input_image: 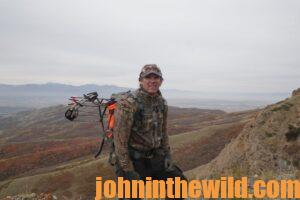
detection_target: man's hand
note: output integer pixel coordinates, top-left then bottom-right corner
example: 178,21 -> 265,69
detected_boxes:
123,170 -> 140,180
164,154 -> 174,172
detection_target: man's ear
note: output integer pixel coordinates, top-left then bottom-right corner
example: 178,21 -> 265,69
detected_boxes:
139,79 -> 143,88
159,78 -> 163,86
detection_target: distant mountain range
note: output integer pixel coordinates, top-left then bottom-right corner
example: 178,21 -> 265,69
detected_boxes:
0,83 -> 289,114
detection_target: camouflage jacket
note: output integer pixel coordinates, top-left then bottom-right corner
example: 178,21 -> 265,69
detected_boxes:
113,88 -> 170,171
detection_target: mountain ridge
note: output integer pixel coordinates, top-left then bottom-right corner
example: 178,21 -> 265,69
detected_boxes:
0,83 -> 286,113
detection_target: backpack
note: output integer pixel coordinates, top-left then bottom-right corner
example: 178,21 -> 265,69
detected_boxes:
107,90 -> 143,165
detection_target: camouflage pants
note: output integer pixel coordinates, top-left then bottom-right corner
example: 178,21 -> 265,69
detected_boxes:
115,150 -> 187,200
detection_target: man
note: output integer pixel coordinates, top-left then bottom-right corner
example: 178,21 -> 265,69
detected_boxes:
113,64 -> 186,199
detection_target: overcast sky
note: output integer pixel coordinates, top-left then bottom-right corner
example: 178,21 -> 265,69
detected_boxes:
0,0 -> 299,93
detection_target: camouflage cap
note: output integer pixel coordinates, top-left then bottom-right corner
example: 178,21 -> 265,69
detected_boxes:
139,64 -> 163,80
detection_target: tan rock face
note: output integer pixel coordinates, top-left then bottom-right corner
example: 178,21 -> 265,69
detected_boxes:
187,88 -> 300,180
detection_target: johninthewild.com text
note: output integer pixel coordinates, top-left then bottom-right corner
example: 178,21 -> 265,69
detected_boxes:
95,176 -> 300,199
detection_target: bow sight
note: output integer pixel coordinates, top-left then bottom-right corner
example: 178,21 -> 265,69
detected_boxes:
65,92 -> 117,158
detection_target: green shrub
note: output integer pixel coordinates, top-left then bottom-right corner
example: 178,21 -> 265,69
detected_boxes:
285,124 -> 300,141
271,103 -> 293,112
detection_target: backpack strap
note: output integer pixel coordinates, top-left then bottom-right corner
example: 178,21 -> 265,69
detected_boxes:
129,90 -> 144,121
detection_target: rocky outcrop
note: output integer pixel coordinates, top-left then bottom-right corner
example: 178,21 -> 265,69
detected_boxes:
292,88 -> 300,97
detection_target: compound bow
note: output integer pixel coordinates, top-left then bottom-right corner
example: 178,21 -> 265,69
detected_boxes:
65,92 -> 117,158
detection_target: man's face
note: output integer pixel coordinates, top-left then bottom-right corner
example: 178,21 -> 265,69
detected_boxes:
139,74 -> 163,95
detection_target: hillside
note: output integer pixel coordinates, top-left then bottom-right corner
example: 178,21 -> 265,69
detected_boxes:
0,105 -> 231,181
0,104 -> 257,199
187,88 -> 300,180
0,105 -> 225,144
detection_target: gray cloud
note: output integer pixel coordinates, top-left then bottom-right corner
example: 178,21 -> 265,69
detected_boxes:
0,0 -> 299,93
